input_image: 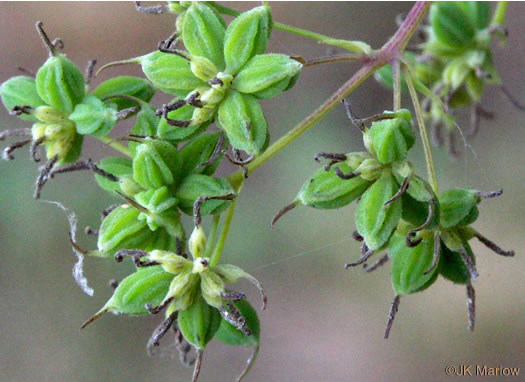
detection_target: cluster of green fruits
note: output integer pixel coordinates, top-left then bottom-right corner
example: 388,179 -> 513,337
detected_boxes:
274,100 -> 514,338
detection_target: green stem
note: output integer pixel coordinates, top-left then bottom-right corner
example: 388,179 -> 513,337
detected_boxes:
94,136 -> 131,157
392,59 -> 401,111
305,54 -> 366,68
211,2 -> 370,53
402,65 -> 438,194
491,1 -> 508,26
210,198 -> 238,267
204,214 -> 220,258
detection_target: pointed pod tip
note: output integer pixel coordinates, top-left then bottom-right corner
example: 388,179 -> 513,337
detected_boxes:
270,201 -> 297,229
80,308 -> 109,330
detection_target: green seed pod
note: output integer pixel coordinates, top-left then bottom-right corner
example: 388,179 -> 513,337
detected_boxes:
157,102 -> 211,142
139,51 -> 207,95
97,206 -> 154,257
223,6 -> 271,75
179,131 -> 226,178
231,54 -> 303,98
91,76 -> 155,110
36,55 -> 85,114
439,240 -> 475,284
429,2 -> 475,50
215,299 -> 260,346
183,2 -> 226,70
439,188 -> 479,228
32,105 -> 69,124
69,95 -> 118,136
132,139 -> 181,189
296,163 -> 372,209
175,174 -> 235,216
94,157 -> 133,194
0,76 -> 46,121
355,171 -> 402,250
364,110 -> 415,165
81,266 -> 175,328
178,295 -> 222,349
135,187 -> 186,240
217,90 -> 268,155
389,234 -> 439,296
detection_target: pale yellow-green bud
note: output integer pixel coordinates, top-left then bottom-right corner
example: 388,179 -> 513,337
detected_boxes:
190,56 -> 218,82
33,106 -> 69,124
189,225 -> 206,258
355,158 -> 382,181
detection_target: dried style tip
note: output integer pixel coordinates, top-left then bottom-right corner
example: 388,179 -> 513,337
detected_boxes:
9,105 -> 33,116
146,296 -> 174,315
220,291 -> 247,301
384,295 -> 401,339
501,86 -> 525,111
352,230 -> 364,242
193,193 -> 235,227
345,243 -> 374,268
115,107 -> 139,120
197,132 -> 224,169
114,249 -> 159,267
406,198 -> 436,242
476,189 -> 503,199
134,1 -> 167,15
423,233 -> 441,275
34,154 -> 58,199
102,204 -> 120,218
225,149 -> 254,179
35,21 -> 56,56
458,247 -> 478,282
186,92 -> 203,108
147,311 -> 178,356
29,136 -> 45,162
157,99 -> 192,127
219,304 -> 251,336
50,159 -> 118,182
405,232 -> 422,248
363,253 -> 389,273
384,177 -> 409,207
157,38 -> 189,60
174,328 -> 195,367
334,166 -> 360,180
85,59 -> 97,84
3,138 -> 31,161
466,282 -> 476,331
473,231 -> 515,257
192,350 -> 204,382
271,201 -> 298,229
313,152 -> 347,169
342,99 -> 365,131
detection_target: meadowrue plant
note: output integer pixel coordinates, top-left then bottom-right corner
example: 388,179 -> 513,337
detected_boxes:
0,1 -> 519,381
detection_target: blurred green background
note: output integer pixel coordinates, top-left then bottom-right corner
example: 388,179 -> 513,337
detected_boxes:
1,2 -> 524,381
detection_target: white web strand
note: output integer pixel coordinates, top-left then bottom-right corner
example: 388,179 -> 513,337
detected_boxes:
42,199 -> 94,296
250,237 -> 353,272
